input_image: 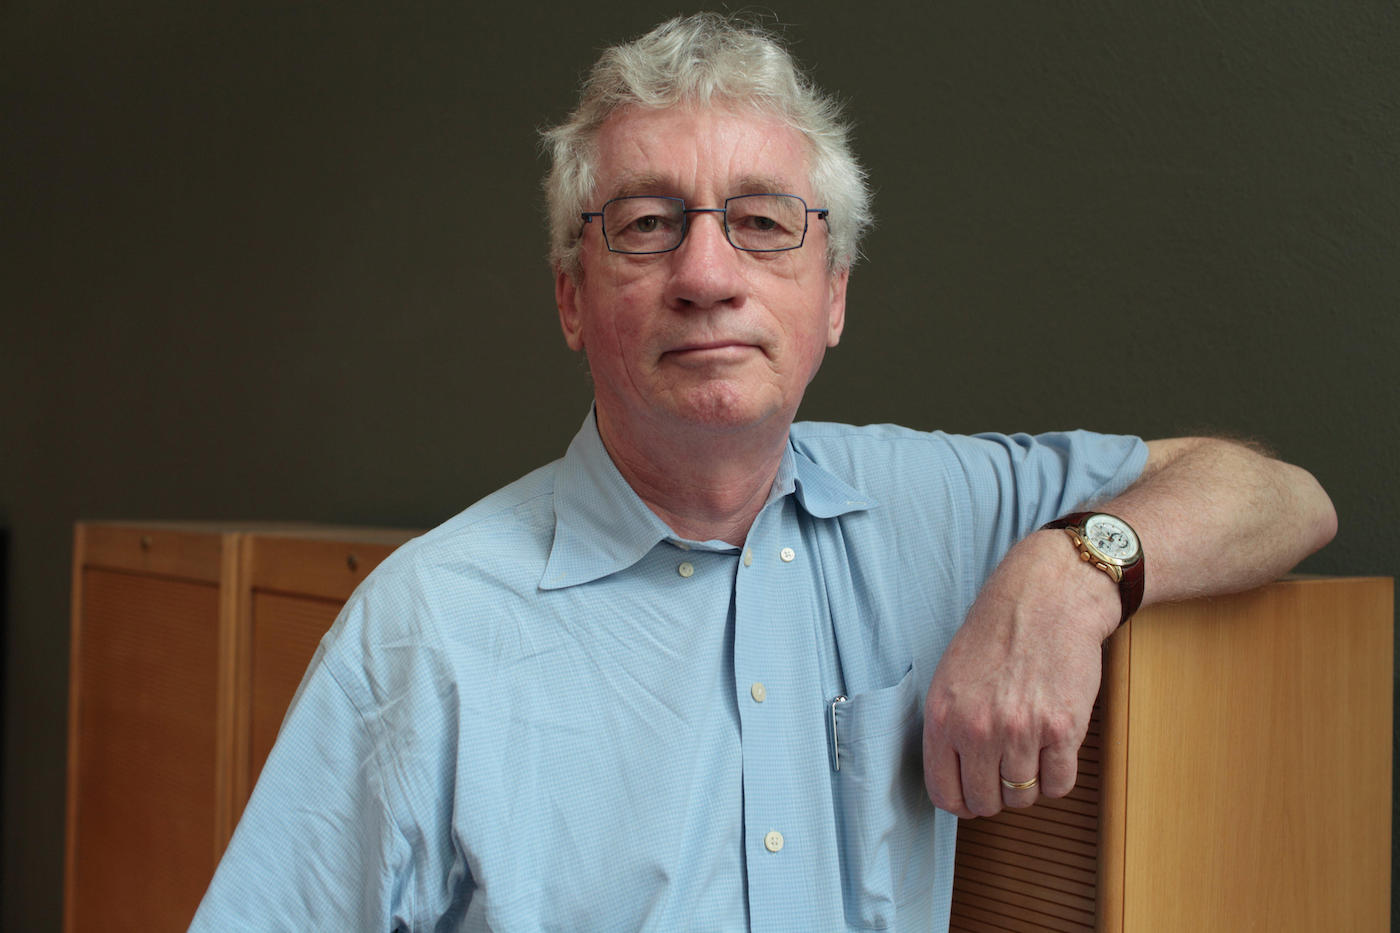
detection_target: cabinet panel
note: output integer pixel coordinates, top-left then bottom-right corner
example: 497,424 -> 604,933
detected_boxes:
80,524 -> 225,583
244,528 -> 409,601
247,590 -> 343,788
68,568 -> 221,933
1120,576 -> 1392,931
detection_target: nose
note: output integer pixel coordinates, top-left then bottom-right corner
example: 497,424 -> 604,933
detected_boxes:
662,209 -> 748,311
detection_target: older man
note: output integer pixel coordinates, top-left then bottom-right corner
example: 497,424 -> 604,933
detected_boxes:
191,13 -> 1334,932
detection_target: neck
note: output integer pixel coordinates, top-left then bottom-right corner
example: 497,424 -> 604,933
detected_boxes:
595,406 -> 791,546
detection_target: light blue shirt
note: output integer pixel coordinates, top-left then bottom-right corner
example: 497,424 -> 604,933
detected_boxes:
191,411 -> 1146,932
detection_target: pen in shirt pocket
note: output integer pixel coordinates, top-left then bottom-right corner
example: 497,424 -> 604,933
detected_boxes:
829,695 -> 847,771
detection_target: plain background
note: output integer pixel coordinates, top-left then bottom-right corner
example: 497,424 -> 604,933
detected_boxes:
3,1 -> 1396,927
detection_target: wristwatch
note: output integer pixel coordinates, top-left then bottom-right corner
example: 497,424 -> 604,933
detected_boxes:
1042,511 -> 1145,626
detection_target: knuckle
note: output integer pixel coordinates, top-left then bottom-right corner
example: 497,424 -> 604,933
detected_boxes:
959,714 -> 996,746
1001,708 -> 1034,739
929,704 -> 995,748
1040,710 -> 1080,747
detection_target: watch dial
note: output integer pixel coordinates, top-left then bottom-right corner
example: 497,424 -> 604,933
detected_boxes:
1084,514 -> 1140,562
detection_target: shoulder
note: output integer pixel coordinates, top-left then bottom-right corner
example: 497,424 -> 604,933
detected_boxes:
788,420 -> 1146,529
790,421 -> 1144,478
323,460 -> 563,655
786,420 -> 1013,490
385,459 -> 561,575
789,420 -> 959,469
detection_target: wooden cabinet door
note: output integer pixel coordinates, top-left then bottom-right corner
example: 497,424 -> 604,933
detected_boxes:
65,526 -> 232,933
245,589 -> 343,788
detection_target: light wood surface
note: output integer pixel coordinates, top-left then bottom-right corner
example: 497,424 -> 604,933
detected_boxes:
1117,577 -> 1392,931
79,522 -> 225,583
243,528 -> 407,601
65,567 -> 222,932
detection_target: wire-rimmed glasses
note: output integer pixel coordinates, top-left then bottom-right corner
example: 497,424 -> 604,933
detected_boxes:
580,193 -> 829,255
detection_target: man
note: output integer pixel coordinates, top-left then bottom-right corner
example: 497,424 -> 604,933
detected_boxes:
191,13 -> 1334,932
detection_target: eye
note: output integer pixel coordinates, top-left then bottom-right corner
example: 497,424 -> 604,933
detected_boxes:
631,214 -> 665,233
726,196 -> 804,242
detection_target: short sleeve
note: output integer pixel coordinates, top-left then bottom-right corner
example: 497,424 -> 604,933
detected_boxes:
953,429 -> 1147,571
188,628 -> 412,932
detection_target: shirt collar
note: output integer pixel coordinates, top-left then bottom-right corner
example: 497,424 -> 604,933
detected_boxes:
540,409 -> 876,590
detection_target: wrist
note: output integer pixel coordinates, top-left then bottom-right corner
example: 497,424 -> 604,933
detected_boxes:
1026,529 -> 1123,642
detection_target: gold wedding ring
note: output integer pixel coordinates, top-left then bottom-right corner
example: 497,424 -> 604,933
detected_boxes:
1000,774 -> 1040,791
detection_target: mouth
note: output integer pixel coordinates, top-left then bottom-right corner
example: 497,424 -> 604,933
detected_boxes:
662,341 -> 759,364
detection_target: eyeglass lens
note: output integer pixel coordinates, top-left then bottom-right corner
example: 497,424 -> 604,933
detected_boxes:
602,194 -> 809,254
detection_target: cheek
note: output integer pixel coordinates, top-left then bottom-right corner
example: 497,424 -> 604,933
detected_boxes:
581,289 -> 655,370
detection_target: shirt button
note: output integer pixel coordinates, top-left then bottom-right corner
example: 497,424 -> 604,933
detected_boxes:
764,830 -> 785,853
743,548 -> 753,567
750,682 -> 767,703
677,561 -> 694,578
779,547 -> 796,563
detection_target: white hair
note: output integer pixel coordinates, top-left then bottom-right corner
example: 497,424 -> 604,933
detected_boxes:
541,12 -> 872,275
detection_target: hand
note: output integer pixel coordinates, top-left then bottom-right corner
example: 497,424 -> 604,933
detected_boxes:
922,530 -> 1119,818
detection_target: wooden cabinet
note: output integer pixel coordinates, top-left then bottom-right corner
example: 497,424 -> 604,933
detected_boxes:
950,575 -> 1394,932
63,522 -> 417,933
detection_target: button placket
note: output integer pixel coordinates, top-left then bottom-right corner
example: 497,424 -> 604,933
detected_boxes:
732,503 -> 835,920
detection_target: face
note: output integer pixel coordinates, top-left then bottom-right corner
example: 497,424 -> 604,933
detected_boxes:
556,105 -> 848,449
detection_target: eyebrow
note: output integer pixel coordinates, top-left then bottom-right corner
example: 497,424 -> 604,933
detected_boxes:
609,173 -> 672,200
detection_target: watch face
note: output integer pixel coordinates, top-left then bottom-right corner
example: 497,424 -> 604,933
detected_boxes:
1083,514 -> 1141,565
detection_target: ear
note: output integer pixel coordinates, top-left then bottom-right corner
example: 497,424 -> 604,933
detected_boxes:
556,268 -> 586,352
825,267 -> 849,347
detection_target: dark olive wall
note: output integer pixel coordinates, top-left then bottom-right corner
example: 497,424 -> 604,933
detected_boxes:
4,2 -> 1397,927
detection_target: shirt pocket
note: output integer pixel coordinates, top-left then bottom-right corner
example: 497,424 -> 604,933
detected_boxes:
832,664 -> 937,930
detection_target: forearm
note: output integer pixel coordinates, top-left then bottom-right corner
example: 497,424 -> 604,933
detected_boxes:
923,436 -> 1336,818
1102,437 -> 1337,608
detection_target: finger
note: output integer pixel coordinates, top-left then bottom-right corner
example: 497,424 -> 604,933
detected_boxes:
1037,736 -> 1081,799
998,751 -> 1042,810
959,743 -> 1005,818
922,730 -> 973,818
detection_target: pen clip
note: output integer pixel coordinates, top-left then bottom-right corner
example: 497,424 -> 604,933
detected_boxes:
830,695 -> 848,771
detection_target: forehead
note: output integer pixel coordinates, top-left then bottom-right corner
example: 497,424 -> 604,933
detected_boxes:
591,104 -> 813,201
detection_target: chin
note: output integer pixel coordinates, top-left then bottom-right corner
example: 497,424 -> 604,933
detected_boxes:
667,383 -> 784,433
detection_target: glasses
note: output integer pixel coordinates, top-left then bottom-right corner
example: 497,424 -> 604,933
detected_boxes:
580,194 -> 829,255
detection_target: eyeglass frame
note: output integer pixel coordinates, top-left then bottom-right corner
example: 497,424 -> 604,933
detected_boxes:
579,193 -> 830,255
